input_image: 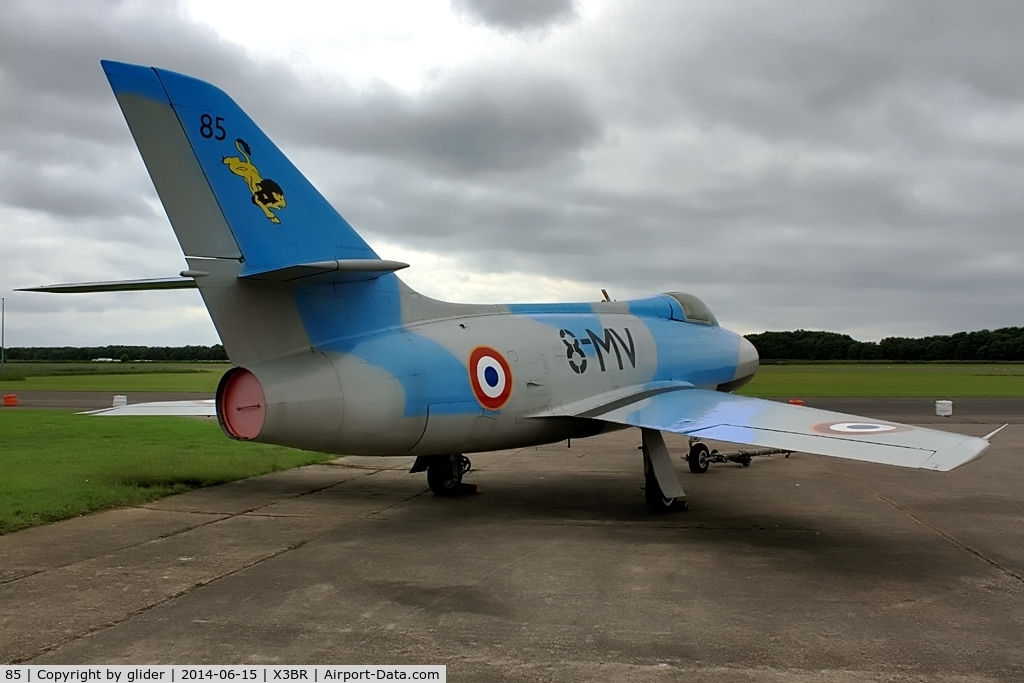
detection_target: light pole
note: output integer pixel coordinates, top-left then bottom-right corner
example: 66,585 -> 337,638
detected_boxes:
1,296 -> 5,381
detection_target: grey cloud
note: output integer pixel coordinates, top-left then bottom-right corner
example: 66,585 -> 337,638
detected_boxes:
303,106 -> 1024,337
0,142 -> 157,220
451,0 -> 577,31
1,0 -> 597,210
0,0 -> 288,221
1,293 -> 219,347
5,0 -> 1024,346
603,1 -> 1024,154
282,76 -> 600,176
0,2 -> 239,108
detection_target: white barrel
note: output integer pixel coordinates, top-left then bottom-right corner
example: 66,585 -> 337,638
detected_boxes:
935,400 -> 953,417
112,394 -> 128,407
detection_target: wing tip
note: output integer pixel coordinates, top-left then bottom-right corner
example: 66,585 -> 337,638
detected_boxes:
982,424 -> 1009,441
927,436 -> 991,472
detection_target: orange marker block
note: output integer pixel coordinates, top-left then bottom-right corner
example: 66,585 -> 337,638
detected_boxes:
2,394 -> 18,407
788,398 -> 804,406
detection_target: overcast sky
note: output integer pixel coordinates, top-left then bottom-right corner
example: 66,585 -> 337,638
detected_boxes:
2,0 -> 1023,346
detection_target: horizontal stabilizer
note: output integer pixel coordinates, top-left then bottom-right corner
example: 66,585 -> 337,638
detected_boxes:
554,387 -> 991,471
240,259 -> 409,283
18,277 -> 198,293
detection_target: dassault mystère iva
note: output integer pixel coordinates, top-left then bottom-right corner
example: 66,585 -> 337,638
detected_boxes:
23,61 -> 1000,512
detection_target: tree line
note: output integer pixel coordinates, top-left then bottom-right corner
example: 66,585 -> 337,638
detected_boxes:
746,329 -> 1024,362
6,330 -> 1024,363
3,345 -> 228,362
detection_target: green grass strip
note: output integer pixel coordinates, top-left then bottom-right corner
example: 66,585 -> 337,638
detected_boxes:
0,365 -> 230,392
7,361 -> 1024,397
738,363 -> 1024,397
0,410 -> 332,535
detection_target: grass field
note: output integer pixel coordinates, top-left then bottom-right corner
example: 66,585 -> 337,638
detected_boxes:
0,410 -> 331,535
3,361 -> 1024,396
0,362 -> 231,392
738,363 -> 1024,397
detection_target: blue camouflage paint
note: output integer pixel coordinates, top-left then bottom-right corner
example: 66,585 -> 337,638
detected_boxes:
101,62 -> 474,419
509,297 -> 741,389
645,317 -> 740,388
621,389 -> 764,440
103,62 -> 471,418
660,295 -> 686,321
626,296 -> 672,320
292,274 -> 474,417
159,66 -> 377,273
103,61 -> 378,273
102,61 -> 170,104
633,294 -> 742,386
507,302 -> 599,315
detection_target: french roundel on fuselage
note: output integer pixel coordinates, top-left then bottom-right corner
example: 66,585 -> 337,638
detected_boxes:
469,347 -> 513,410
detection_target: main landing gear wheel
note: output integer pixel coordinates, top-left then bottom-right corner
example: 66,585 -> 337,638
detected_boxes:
644,470 -> 685,513
641,440 -> 688,513
426,454 -> 474,497
688,442 -> 710,474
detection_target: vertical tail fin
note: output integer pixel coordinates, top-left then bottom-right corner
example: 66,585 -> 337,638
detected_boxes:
102,60 -> 405,366
101,60 -> 378,274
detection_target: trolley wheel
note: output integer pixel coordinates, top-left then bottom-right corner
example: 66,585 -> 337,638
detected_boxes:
688,443 -> 710,474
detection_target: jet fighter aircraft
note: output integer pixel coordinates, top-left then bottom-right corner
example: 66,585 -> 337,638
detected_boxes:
23,61 -> 997,512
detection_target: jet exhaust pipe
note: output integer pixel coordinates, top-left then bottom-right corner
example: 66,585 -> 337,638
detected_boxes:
217,367 -> 266,440
216,353 -> 345,451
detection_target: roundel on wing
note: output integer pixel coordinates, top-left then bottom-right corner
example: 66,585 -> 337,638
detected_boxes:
811,421 -> 913,436
469,346 -> 513,410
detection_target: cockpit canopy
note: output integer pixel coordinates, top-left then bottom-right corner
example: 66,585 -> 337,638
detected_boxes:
666,292 -> 719,326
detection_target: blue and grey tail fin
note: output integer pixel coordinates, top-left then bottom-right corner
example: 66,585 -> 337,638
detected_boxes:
22,61 -> 417,365
82,61 -> 410,363
100,60 -> 406,279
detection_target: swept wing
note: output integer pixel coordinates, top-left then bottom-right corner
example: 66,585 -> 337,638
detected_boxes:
542,387 -> 992,471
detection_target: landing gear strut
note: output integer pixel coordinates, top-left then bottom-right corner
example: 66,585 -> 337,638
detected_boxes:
410,454 -> 479,496
644,459 -> 685,513
640,428 -> 688,513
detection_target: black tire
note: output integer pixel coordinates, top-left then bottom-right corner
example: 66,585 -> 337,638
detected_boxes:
688,443 -> 710,474
739,455 -> 752,467
644,471 -> 678,513
426,455 -> 463,496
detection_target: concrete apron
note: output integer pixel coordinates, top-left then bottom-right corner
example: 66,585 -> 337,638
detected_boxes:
1,418 -> 1023,682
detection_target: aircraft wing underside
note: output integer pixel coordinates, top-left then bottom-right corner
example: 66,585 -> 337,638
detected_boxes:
547,387 -> 993,471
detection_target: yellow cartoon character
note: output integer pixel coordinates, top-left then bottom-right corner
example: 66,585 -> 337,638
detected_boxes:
222,138 -> 286,224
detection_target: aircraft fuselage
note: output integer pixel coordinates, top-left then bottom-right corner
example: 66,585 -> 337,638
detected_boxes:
217,287 -> 757,457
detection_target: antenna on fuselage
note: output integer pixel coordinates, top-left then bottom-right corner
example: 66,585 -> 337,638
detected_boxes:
601,289 -> 611,302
